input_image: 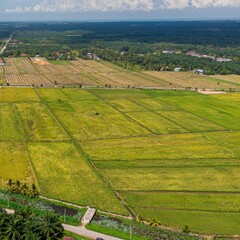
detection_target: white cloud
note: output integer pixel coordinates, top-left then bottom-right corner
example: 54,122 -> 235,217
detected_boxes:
5,0 -> 240,13
6,0 -> 154,13
191,0 -> 240,8
161,0 -> 189,9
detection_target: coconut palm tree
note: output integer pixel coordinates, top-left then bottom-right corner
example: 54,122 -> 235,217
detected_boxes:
37,214 -> 64,239
135,215 -> 144,224
31,184 -> 39,197
4,215 -> 23,240
147,218 -> 161,228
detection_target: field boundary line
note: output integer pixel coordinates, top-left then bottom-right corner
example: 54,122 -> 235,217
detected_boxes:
118,190 -> 240,194
130,98 -> 190,132
155,97 -> 227,129
12,103 -> 40,188
133,207 -> 240,214
87,89 -> 156,135
92,157 -> 240,162
80,129 -> 240,142
94,164 -> 240,169
131,97 -> 225,132
203,134 -> 237,158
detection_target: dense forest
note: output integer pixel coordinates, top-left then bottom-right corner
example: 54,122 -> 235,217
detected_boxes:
1,21 -> 240,74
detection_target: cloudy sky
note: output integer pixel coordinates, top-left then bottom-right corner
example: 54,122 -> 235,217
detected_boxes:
1,0 -> 240,21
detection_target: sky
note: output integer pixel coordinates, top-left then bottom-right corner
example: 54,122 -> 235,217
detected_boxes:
0,0 -> 240,21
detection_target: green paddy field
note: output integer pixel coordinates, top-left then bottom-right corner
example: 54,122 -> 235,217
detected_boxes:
1,87 -> 240,235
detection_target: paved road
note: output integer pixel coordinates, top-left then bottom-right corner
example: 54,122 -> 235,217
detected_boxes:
63,224 -> 123,240
0,34 -> 13,55
6,209 -> 122,240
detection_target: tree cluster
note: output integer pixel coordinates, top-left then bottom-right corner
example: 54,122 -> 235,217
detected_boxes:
0,208 -> 64,240
6,179 -> 39,198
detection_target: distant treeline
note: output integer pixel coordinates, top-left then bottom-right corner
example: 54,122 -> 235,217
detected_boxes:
1,21 -> 240,74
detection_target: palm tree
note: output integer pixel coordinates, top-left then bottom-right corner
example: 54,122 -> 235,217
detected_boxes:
135,215 -> 144,224
31,184 -> 39,197
20,183 -> 29,195
147,218 -> 161,228
24,231 -> 41,240
0,208 -> 8,236
7,179 -> 13,191
4,215 -> 23,240
37,214 -> 64,239
15,180 -> 21,193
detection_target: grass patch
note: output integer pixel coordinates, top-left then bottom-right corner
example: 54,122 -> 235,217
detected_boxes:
86,223 -> 147,240
64,231 -> 91,240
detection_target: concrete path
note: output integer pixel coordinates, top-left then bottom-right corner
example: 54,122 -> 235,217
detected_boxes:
63,224 -> 123,240
82,208 -> 96,226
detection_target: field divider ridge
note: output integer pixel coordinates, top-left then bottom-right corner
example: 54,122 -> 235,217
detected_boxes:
86,90 -> 156,135
155,96 -> 227,129
130,97 -> 190,132
11,102 -> 40,188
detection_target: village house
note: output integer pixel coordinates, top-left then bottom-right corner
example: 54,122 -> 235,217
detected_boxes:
0,59 -> 5,66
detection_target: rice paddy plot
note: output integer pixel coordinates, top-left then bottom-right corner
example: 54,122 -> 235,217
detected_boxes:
125,111 -> 187,134
205,131 -> 240,157
48,100 -> 150,141
15,102 -> 69,141
0,142 -> 32,185
0,103 -> 23,141
98,165 -> 240,191
136,209 -> 240,235
158,110 -> 225,132
93,158 -> 240,169
120,191 -> 240,212
151,91 -> 240,130
133,97 -> 179,111
0,74 -> 5,83
81,133 -> 234,161
212,75 -> 240,85
106,98 -> 147,112
28,142 -> 128,215
36,88 -> 70,102
88,89 -> 149,99
61,89 -> 98,101
0,88 -> 40,102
